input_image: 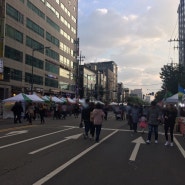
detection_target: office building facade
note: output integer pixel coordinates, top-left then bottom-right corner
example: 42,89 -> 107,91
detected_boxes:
85,61 -> 118,102
0,0 -> 78,99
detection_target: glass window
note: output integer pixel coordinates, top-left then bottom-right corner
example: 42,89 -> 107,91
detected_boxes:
26,18 -> 44,38
26,36 -> 44,52
25,54 -> 44,69
6,4 -> 24,24
5,24 -> 23,43
5,45 -> 23,62
27,0 -> 45,19
25,72 -> 43,85
45,61 -> 59,74
45,78 -> 58,88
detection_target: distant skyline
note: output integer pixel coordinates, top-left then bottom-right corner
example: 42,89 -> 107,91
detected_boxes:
78,0 -> 179,95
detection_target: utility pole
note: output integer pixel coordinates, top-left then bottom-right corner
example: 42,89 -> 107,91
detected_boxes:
76,51 -> 85,98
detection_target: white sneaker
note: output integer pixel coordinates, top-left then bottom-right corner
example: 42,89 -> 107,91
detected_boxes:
146,140 -> 151,144
155,140 -> 158,144
164,141 -> 169,146
170,142 -> 174,147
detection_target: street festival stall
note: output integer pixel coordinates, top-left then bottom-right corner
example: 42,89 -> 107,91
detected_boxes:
2,93 -> 55,119
2,93 -> 32,119
165,92 -> 185,136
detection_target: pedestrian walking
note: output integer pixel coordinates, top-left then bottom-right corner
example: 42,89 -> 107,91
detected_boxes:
81,99 -> 91,139
139,114 -> 147,134
91,103 -> 105,142
146,101 -> 161,144
163,104 -> 177,146
130,104 -> 140,132
126,103 -> 133,130
11,101 -> 23,123
73,103 -> 80,118
38,103 -> 45,124
26,102 -> 34,124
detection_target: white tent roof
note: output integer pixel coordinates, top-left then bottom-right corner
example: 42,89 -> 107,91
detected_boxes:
27,94 -> 44,102
2,93 -> 31,102
51,96 -> 62,103
165,93 -> 178,103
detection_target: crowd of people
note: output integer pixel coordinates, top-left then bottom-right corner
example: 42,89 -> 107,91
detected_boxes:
10,99 -> 181,145
123,101 -> 178,146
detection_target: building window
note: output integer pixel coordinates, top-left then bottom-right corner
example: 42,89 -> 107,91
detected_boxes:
6,4 -> 24,24
26,18 -> 44,38
5,46 -> 23,62
25,54 -> 44,69
46,17 -> 60,32
26,36 -> 44,52
45,62 -> 59,74
10,69 -> 22,81
5,24 -> 23,43
46,32 -> 59,47
45,78 -> 58,88
27,0 -> 45,19
25,72 -> 43,85
46,48 -> 59,61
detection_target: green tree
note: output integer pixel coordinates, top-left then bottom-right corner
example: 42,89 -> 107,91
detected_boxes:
154,63 -> 185,102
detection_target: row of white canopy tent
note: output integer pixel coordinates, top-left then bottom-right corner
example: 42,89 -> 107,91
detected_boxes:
2,93 -> 67,103
2,93 -> 105,106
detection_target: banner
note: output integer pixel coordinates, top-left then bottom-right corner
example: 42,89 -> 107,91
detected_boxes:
178,85 -> 185,101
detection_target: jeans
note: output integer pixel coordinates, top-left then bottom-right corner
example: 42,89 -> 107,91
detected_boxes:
147,125 -> 158,141
84,121 -> 90,136
94,125 -> 102,142
164,123 -> 175,142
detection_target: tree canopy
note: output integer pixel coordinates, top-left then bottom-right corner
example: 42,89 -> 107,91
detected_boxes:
154,63 -> 185,102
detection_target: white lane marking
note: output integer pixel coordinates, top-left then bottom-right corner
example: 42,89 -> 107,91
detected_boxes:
29,134 -> 82,154
32,130 -> 118,185
129,136 -> 146,161
0,130 -> 28,138
174,137 -> 185,158
0,127 -> 74,150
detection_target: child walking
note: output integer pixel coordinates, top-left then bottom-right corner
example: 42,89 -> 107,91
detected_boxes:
139,114 -> 147,134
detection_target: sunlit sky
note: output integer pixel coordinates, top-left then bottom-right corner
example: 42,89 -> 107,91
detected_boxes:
78,0 -> 179,95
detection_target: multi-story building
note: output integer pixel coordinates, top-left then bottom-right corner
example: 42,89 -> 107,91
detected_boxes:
130,89 -> 143,100
0,0 -> 78,99
85,61 -> 118,102
78,65 -> 96,100
178,0 -> 185,65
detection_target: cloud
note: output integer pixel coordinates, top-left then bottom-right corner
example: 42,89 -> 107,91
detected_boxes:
78,0 -> 179,94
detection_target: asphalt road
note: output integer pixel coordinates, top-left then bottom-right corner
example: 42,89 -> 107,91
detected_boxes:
0,113 -> 185,185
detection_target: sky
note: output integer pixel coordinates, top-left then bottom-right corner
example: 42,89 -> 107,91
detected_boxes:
78,0 -> 179,95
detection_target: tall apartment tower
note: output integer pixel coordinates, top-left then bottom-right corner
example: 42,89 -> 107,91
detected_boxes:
178,0 -> 185,65
0,0 -> 78,99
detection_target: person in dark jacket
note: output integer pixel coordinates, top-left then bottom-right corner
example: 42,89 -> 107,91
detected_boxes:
81,99 -> 91,139
38,103 -> 45,124
130,104 -> 140,132
163,104 -> 177,146
11,101 -> 23,123
146,101 -> 161,144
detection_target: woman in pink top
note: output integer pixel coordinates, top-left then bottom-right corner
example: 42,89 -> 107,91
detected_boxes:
92,103 -> 105,142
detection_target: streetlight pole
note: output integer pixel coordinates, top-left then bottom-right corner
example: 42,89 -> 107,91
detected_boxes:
31,46 -> 50,94
76,51 -> 85,98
